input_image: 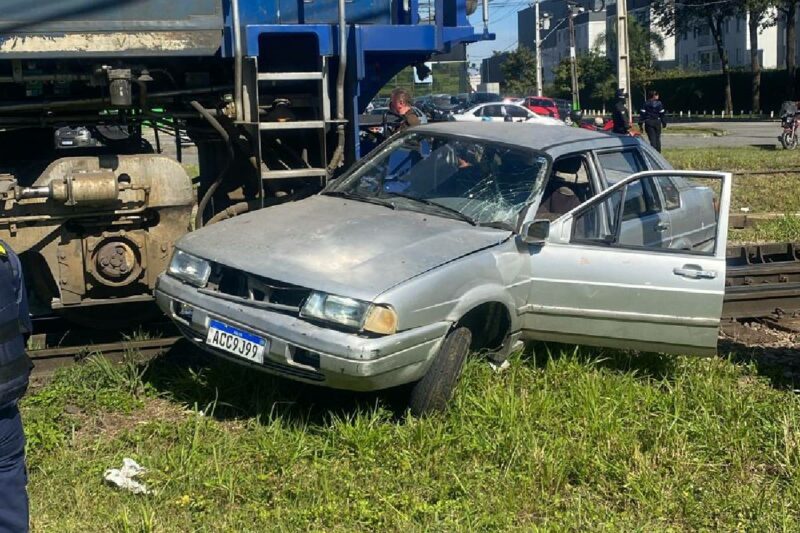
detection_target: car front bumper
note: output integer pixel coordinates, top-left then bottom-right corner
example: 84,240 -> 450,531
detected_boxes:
155,274 -> 450,391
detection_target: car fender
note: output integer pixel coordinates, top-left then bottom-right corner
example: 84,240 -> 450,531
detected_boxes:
444,283 -> 520,333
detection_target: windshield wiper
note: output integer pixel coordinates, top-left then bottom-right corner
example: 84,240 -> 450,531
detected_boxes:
322,190 -> 396,210
478,220 -> 514,231
383,192 -> 477,225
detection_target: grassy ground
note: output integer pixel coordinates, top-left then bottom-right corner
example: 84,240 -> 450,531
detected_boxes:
23,344 -> 800,531
23,145 -> 800,530
664,146 -> 800,214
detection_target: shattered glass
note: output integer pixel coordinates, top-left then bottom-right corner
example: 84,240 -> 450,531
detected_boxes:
329,132 -> 549,226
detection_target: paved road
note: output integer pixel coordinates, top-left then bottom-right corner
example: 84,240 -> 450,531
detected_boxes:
661,121 -> 781,149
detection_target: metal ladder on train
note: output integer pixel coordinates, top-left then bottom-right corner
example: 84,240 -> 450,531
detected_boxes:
240,55 -> 334,186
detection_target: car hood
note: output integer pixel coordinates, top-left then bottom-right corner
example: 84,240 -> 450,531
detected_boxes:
178,195 -> 512,301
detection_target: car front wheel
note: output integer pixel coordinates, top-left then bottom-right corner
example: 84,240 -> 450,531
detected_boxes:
408,326 -> 472,416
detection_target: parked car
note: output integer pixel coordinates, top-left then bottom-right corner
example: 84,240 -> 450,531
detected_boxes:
451,102 -> 564,125
523,96 -> 560,118
466,91 -> 502,106
156,123 -> 731,415
418,94 -> 462,121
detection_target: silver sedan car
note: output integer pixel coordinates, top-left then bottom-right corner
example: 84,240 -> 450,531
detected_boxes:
155,124 -> 731,415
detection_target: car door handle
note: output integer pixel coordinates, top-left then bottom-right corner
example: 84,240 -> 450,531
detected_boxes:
673,265 -> 717,279
655,222 -> 670,232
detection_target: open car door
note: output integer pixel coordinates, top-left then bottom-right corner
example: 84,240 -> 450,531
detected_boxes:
524,170 -> 731,355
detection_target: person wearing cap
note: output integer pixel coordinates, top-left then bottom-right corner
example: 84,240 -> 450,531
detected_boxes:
611,88 -> 631,135
638,90 -> 667,152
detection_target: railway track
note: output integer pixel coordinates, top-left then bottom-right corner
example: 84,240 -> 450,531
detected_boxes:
25,242 -> 800,377
28,316 -> 182,378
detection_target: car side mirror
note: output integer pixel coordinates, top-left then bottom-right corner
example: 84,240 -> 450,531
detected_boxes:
520,219 -> 550,245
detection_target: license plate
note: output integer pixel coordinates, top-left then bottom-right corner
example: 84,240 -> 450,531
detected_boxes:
205,319 -> 267,364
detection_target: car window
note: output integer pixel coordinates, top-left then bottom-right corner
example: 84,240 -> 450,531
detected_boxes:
571,174 -> 722,255
328,132 -> 549,226
472,106 -> 483,117
596,150 -> 646,183
505,105 -> 529,118
483,105 -> 504,118
657,176 -> 681,210
621,177 -> 661,221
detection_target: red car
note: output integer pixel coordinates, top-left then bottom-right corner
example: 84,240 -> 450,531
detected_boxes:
523,96 -> 560,119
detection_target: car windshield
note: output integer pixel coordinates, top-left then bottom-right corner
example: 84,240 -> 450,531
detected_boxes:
326,132 -> 548,226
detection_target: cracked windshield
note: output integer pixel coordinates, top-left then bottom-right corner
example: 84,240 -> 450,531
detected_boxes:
327,133 -> 549,226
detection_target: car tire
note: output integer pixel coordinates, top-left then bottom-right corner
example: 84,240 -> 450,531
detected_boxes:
408,326 -> 472,416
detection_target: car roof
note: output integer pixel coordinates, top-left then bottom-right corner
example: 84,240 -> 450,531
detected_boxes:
416,122 -> 643,159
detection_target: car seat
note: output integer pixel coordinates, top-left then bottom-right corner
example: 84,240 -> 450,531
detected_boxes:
536,157 -> 586,220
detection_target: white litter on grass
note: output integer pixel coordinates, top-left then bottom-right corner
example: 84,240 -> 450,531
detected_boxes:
488,359 -> 511,373
740,207 -> 751,213
103,458 -> 150,495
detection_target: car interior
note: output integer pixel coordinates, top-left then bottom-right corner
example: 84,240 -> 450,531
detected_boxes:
535,155 -> 594,221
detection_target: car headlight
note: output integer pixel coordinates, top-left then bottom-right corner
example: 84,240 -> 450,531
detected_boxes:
301,291 -> 398,335
168,249 -> 211,287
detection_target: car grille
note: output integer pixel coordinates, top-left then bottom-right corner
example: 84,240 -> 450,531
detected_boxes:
209,265 -> 311,316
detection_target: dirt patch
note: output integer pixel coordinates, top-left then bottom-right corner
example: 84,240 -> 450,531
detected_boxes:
719,320 -> 800,380
70,397 -> 188,447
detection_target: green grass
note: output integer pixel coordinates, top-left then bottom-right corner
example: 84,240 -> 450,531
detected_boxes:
664,146 -> 800,214
23,345 -> 800,531
729,215 -> 800,244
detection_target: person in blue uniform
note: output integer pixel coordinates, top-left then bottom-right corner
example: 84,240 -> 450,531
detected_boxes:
638,90 -> 668,152
0,240 -> 32,533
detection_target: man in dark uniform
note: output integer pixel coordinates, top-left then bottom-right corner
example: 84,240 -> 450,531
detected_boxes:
611,88 -> 630,135
0,240 -> 32,533
389,88 -> 421,132
638,90 -> 667,152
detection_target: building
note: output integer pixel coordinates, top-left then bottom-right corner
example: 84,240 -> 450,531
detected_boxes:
480,52 -> 510,84
515,0 -> 798,85
675,9 -> 781,71
517,1 -> 607,85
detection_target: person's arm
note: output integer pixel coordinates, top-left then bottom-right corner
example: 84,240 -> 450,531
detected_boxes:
659,101 -> 667,127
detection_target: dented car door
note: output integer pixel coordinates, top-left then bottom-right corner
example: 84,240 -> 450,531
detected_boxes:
522,170 -> 731,355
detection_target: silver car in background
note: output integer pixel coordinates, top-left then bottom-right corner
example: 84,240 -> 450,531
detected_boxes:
156,124 -> 731,415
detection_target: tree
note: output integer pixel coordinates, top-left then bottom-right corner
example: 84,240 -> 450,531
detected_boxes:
653,0 -> 737,113
596,19 -> 666,100
499,47 -> 538,96
777,0 -> 797,98
553,51 -> 616,107
737,0 -> 775,112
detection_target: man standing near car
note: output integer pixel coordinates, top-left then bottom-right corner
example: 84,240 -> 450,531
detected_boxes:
611,88 -> 631,135
389,88 -> 421,132
0,240 -> 32,533
639,90 -> 667,152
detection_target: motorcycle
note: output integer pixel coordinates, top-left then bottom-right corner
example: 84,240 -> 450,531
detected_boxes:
780,111 -> 800,150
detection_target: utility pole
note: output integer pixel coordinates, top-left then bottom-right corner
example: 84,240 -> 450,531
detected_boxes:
567,1 -> 582,112
535,1 -> 543,96
534,3 -> 551,97
616,0 -> 632,124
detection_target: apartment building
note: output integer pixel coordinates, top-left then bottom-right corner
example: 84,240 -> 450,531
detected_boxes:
512,0 -> 796,85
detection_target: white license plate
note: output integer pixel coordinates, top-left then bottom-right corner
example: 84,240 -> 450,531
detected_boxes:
205,319 -> 267,363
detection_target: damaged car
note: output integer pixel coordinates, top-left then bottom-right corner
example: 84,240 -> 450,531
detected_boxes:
155,123 -> 731,415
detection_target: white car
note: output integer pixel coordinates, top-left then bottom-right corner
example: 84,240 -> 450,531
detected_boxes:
451,102 -> 564,126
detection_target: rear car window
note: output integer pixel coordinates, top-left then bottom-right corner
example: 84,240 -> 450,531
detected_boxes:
597,150 -> 646,184
622,177 -> 661,221
657,176 -> 681,210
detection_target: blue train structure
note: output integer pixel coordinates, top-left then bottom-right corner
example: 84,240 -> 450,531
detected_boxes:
0,0 -> 488,322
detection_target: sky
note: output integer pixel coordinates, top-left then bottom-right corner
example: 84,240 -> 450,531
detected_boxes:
466,3 -> 523,66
